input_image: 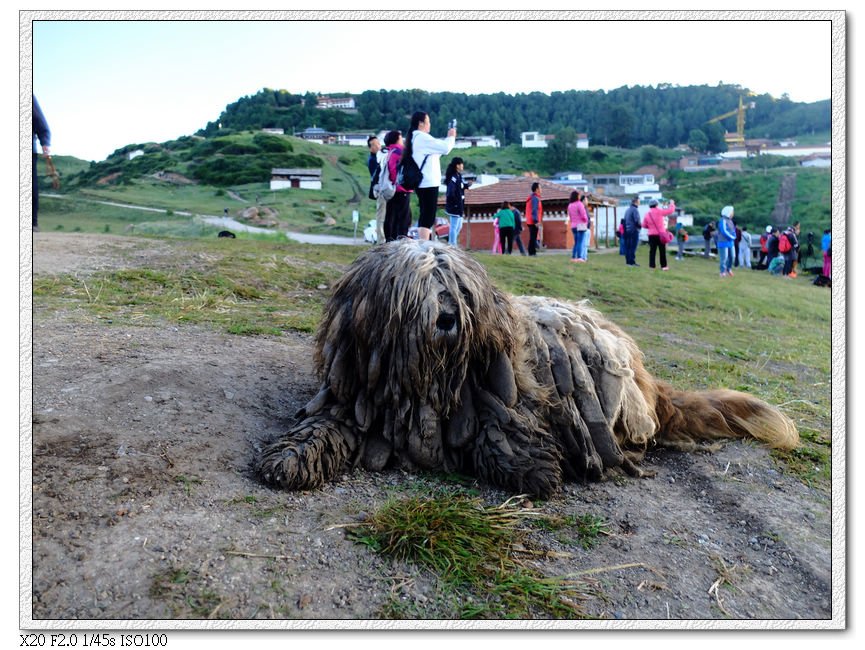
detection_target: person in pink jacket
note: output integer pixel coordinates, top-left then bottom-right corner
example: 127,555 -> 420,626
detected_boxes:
642,198 -> 676,270
567,190 -> 590,262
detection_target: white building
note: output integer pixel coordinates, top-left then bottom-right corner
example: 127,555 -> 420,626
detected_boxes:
261,128 -> 285,135
588,173 -> 659,196
270,168 -> 322,191
521,131 -> 550,148
454,135 -> 501,149
127,149 -> 144,160
317,96 -> 356,110
576,133 -> 589,149
335,133 -> 371,147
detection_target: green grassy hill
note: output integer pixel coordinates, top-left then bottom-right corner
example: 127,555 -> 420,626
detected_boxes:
36,131 -> 832,239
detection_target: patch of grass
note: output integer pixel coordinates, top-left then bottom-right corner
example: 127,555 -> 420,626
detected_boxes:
173,474 -> 202,496
350,492 -> 596,619
533,513 -> 612,550
150,566 -> 224,618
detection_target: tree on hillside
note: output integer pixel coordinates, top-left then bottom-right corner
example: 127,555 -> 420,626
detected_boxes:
604,104 -> 635,148
687,128 -> 709,153
545,127 -> 577,170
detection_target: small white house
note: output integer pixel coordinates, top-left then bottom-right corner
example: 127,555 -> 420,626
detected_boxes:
521,131 -> 549,148
270,168 -> 322,191
576,133 -> 589,149
335,133 -> 372,147
261,128 -> 285,135
454,135 -> 501,149
127,149 -> 144,160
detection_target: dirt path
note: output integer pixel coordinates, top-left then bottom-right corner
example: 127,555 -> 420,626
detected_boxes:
27,232 -> 834,625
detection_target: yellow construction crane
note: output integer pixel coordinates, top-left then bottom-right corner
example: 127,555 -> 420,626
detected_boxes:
707,94 -> 756,147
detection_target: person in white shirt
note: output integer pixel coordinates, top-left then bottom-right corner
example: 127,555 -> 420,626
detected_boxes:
403,111 -> 455,241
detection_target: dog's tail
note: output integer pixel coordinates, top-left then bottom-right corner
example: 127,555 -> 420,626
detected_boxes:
650,380 -> 799,452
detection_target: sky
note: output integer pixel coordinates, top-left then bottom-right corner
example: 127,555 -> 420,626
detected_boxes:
27,11 -> 836,162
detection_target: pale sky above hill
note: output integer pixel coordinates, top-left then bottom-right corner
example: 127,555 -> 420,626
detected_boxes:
27,11 -> 837,162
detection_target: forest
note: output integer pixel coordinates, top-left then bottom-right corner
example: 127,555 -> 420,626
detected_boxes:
197,84 -> 830,151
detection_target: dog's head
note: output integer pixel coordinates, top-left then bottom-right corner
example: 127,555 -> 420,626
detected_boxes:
314,240 -> 519,413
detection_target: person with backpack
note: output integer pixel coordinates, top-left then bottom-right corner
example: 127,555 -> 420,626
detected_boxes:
623,196 -> 642,266
702,221 -> 716,258
525,182 -> 543,256
766,227 -> 780,268
367,135 -> 387,244
444,157 -> 470,247
781,222 -> 800,278
716,206 -> 737,277
382,130 -> 412,242
402,111 -> 455,241
641,198 -> 676,270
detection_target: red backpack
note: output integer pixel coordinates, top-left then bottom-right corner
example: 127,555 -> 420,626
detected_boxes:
779,232 -> 792,253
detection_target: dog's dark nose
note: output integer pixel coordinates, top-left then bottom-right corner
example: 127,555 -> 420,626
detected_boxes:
436,313 -> 457,331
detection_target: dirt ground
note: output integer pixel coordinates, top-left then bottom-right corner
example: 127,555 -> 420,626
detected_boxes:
27,233 -> 834,626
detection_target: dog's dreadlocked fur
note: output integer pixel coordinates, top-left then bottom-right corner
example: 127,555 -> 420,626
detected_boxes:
256,240 -> 798,498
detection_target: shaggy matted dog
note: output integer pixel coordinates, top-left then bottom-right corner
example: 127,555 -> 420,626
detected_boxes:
256,240 -> 798,498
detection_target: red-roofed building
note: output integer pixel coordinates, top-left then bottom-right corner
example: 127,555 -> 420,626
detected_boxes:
438,177 -> 619,251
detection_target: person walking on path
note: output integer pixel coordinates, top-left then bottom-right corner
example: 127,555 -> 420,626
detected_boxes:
32,95 -> 51,231
642,198 -> 676,270
512,206 -> 527,255
568,190 -> 590,262
405,111 -> 455,241
716,206 -> 737,277
623,196 -> 642,266
739,225 -> 753,269
525,182 -> 543,256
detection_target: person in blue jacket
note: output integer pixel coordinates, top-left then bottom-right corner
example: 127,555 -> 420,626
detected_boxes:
717,205 -> 737,277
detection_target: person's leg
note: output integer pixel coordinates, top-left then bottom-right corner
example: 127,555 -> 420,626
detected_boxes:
375,195 -> 387,244
33,152 -> 39,229
659,241 -> 668,268
648,236 -> 657,268
571,229 -> 580,259
515,231 -> 526,255
528,225 -> 537,255
416,187 -> 438,240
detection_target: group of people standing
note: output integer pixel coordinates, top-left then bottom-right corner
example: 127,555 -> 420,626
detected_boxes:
620,196 -> 677,269
367,111 -> 457,244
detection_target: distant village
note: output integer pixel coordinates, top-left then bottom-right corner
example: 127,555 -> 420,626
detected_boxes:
252,95 -> 831,251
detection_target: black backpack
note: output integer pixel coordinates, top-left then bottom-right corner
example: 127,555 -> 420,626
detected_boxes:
396,153 -> 428,191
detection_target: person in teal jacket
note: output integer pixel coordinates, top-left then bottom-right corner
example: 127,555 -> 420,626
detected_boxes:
717,205 -> 737,277
494,201 -> 516,254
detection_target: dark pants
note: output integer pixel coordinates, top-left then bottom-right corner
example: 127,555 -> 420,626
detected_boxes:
648,235 -> 668,268
415,186 -> 439,229
499,226 -> 514,254
527,224 -> 539,255
624,231 -> 639,265
33,152 -> 39,228
514,229 -> 526,255
384,192 -> 412,241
